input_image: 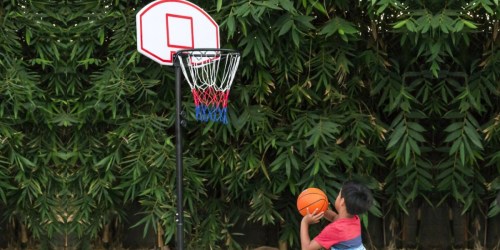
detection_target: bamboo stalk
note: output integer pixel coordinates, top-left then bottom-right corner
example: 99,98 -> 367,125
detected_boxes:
20,223 -> 28,244
103,223 -> 110,245
157,222 -> 164,248
278,240 -> 287,250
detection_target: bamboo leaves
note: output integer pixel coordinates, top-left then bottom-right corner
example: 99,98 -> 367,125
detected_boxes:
385,109 -> 432,209
444,113 -> 483,165
319,17 -> 359,42
387,115 -> 426,164
305,116 -> 340,147
1,0 -> 500,248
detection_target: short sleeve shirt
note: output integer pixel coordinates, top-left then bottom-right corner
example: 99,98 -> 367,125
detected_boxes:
314,215 -> 363,249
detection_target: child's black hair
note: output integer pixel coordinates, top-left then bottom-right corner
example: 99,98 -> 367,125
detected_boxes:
340,181 -> 373,215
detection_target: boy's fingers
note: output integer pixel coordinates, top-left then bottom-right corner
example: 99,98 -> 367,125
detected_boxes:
306,207 -> 318,215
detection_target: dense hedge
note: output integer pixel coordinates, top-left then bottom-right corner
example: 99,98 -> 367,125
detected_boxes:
0,0 -> 499,248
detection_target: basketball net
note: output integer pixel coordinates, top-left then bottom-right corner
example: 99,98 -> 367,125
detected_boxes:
176,49 -> 240,124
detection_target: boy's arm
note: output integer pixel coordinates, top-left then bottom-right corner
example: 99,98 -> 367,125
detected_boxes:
300,209 -> 324,250
323,209 -> 338,222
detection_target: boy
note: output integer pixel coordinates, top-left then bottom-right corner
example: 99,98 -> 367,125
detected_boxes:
300,181 -> 373,250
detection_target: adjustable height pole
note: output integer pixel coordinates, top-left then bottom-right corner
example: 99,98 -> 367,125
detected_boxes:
174,60 -> 184,250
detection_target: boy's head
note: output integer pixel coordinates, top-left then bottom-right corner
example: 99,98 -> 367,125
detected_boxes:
338,181 -> 373,215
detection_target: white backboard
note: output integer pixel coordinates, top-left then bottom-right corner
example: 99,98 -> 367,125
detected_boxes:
136,0 -> 220,66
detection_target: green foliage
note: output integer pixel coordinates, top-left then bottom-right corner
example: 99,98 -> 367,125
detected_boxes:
0,0 -> 499,248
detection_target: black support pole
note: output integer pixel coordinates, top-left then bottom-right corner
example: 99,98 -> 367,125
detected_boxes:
174,61 -> 184,250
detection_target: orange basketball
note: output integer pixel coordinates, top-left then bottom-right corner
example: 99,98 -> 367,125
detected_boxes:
297,188 -> 329,216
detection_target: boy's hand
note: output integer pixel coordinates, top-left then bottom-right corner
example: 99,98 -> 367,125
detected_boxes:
302,208 -> 324,225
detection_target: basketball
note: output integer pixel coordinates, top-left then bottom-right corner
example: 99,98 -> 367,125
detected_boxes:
297,188 -> 329,216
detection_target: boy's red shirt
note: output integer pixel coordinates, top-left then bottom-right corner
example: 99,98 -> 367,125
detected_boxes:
314,215 -> 363,249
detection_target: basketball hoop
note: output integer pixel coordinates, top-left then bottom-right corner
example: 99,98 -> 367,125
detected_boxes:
176,49 -> 240,124
137,1 -> 239,248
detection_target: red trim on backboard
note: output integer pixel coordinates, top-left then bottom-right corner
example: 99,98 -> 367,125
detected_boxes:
166,14 -> 194,49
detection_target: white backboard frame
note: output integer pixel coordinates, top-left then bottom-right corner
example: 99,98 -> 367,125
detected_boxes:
136,0 -> 220,66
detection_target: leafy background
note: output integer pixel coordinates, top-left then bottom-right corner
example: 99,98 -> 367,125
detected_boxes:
0,0 -> 499,249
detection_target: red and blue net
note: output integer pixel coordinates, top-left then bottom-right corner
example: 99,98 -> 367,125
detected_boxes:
177,49 -> 240,124
191,87 -> 230,124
